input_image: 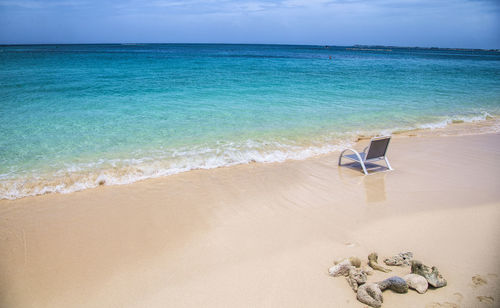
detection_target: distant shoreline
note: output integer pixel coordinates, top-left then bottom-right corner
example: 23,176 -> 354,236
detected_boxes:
0,42 -> 499,52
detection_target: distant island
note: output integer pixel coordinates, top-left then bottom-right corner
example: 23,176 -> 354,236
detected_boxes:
347,44 -> 500,52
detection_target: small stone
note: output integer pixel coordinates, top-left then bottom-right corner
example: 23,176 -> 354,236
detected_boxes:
357,283 -> 383,308
348,256 -> 361,268
368,252 -> 391,273
346,267 -> 368,292
334,256 -> 361,268
328,259 -> 353,277
384,252 -> 413,266
411,260 -> 447,288
404,274 -> 428,294
377,276 -> 408,293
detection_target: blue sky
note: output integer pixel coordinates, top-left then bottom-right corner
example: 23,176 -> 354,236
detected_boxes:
0,0 -> 499,48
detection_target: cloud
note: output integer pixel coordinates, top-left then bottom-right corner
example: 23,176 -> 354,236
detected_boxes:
0,0 -> 86,9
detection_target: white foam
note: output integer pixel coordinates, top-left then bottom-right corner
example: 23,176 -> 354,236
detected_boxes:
1,111 -> 497,200
0,139 -> 355,200
417,111 -> 493,130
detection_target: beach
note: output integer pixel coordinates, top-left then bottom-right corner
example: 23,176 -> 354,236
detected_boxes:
1,0 -> 500,306
1,128 -> 499,307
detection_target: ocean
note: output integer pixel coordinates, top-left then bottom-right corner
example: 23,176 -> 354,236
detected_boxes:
1,44 -> 499,199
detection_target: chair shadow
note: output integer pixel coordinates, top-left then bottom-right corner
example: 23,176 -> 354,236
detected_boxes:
340,161 -> 390,175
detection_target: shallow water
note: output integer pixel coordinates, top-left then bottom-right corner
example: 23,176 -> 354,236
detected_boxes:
1,44 -> 499,199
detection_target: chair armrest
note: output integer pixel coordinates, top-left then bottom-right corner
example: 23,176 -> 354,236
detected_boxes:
339,148 -> 364,165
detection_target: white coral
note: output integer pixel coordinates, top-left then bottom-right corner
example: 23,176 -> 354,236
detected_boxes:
328,259 -> 353,277
403,274 -> 428,294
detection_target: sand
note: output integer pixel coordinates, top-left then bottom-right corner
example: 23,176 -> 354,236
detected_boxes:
1,131 -> 499,307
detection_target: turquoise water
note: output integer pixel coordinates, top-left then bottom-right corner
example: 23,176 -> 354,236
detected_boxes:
1,44 -> 499,199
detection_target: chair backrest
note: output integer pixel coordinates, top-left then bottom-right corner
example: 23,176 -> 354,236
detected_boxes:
365,136 -> 391,161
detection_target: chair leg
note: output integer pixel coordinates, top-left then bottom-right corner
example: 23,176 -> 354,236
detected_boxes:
338,150 -> 348,166
339,149 -> 368,175
360,161 -> 369,175
384,157 -> 393,170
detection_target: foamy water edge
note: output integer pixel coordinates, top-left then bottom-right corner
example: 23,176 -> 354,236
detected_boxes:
1,112 -> 498,200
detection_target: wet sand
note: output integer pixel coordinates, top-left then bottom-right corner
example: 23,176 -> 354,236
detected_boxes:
1,132 -> 499,307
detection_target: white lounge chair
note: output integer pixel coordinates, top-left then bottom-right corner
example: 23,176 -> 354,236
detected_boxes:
338,136 -> 393,175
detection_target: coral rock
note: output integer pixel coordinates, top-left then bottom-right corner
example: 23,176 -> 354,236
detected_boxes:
403,274 -> 428,294
377,276 -> 408,293
328,259 -> 353,277
329,256 -> 362,276
411,260 -> 447,288
357,283 -> 383,308
334,256 -> 361,268
348,256 -> 361,268
368,252 -> 391,273
346,267 -> 368,292
384,252 -> 413,266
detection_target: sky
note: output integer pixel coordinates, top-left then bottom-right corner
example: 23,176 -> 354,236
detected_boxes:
0,0 -> 499,48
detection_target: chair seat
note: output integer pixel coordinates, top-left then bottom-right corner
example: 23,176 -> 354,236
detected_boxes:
343,152 -> 366,162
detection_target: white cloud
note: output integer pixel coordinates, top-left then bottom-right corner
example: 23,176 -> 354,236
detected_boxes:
0,0 -> 86,9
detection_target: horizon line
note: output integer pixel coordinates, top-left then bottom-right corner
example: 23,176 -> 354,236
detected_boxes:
1,42 -> 499,51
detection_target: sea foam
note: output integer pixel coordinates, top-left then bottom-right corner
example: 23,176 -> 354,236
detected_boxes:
417,111 -> 493,130
1,113 -> 498,200
0,139 -> 352,200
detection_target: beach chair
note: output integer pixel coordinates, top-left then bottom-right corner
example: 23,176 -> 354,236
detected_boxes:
338,136 -> 393,175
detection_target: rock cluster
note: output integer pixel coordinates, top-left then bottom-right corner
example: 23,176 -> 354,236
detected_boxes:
328,257 -> 371,292
328,252 -> 447,307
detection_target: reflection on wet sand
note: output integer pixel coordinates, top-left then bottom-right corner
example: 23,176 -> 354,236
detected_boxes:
364,173 -> 387,203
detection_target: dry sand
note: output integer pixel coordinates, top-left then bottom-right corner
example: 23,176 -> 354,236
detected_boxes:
1,130 -> 499,307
